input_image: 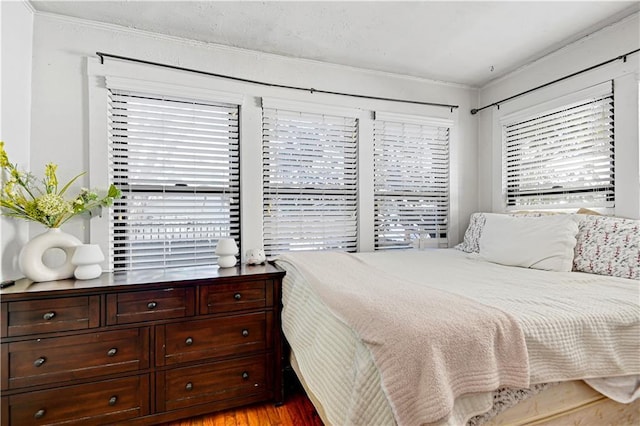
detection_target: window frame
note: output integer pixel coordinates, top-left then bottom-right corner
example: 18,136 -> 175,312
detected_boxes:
87,58 -> 461,264
88,60 -> 244,270
498,81 -> 615,212
107,87 -> 241,271
373,111 -> 453,250
261,98 -> 361,256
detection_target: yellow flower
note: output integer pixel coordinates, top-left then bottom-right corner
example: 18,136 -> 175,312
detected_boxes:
0,141 -> 121,228
36,193 -> 72,217
45,163 -> 58,192
0,142 -> 9,168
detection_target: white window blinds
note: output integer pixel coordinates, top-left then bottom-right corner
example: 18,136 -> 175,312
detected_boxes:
107,88 -> 240,271
262,101 -> 358,256
503,85 -> 614,210
374,113 -> 451,250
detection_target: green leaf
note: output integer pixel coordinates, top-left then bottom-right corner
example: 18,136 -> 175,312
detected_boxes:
107,184 -> 121,199
58,172 -> 86,196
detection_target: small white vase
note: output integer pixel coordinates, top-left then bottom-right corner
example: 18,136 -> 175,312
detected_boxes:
71,244 -> 105,280
215,238 -> 238,268
19,228 -> 82,282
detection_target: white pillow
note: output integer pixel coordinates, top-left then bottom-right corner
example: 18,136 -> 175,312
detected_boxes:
479,213 -> 579,272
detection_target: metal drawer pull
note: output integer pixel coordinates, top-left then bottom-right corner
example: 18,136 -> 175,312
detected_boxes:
34,357 -> 46,367
107,348 -> 118,357
108,396 -> 117,406
241,329 -> 249,337
185,337 -> 194,346
241,371 -> 249,380
34,409 -> 46,420
234,293 -> 242,300
147,301 -> 157,310
43,312 -> 56,321
185,382 -> 193,391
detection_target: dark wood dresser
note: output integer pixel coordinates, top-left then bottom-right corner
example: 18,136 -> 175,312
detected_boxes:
0,263 -> 285,425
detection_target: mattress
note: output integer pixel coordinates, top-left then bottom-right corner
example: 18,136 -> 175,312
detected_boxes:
277,249 -> 640,425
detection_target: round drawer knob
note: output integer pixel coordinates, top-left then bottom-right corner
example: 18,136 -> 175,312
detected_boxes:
108,396 -> 117,406
234,293 -> 242,300
241,371 -> 249,380
147,301 -> 157,310
43,312 -> 56,321
185,337 -> 194,346
241,329 -> 249,337
34,357 -> 46,368
34,409 -> 46,420
185,382 -> 193,391
107,348 -> 118,357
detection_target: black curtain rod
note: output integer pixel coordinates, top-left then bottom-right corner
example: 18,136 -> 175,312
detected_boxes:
96,52 -> 459,111
470,47 -> 640,115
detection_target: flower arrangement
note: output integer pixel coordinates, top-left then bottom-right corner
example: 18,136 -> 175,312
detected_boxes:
0,141 -> 122,228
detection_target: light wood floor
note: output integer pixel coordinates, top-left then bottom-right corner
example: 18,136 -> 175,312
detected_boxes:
164,387 -> 324,426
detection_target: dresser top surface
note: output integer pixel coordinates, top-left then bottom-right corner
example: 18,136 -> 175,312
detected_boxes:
1,263 -> 285,299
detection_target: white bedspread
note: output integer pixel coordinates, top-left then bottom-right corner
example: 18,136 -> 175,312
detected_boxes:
278,251 -> 529,426
277,249 -> 640,426
358,250 -> 640,384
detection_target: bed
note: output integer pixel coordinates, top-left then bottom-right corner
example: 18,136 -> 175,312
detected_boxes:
274,213 -> 640,425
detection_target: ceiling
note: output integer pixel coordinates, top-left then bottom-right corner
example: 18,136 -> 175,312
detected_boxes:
29,1 -> 639,87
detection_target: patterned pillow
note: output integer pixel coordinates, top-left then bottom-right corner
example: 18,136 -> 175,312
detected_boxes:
455,211 -> 555,254
455,213 -> 487,253
573,215 -> 640,280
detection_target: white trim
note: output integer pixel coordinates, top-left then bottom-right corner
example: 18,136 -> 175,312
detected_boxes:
358,114 -> 375,252
104,76 -> 244,106
20,0 -> 36,14
87,60 -> 112,270
88,58 -> 244,105
261,97 -> 361,118
499,80 -> 612,125
374,111 -> 453,127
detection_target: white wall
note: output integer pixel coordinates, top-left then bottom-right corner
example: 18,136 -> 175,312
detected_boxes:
21,12 -> 478,266
0,1 -> 34,280
477,13 -> 640,218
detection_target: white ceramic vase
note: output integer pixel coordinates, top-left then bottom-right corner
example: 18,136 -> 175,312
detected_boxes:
19,228 -> 82,282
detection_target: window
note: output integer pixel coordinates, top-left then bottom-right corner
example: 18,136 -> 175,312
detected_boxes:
373,112 -> 451,250
503,84 -> 614,210
262,100 -> 358,256
107,88 -> 240,271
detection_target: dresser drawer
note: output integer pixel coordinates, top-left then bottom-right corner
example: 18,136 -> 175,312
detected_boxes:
106,287 -> 195,325
6,375 -> 149,425
2,296 -> 100,338
199,280 -> 270,314
158,312 -> 269,366
3,328 -> 150,390
158,354 -> 268,412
